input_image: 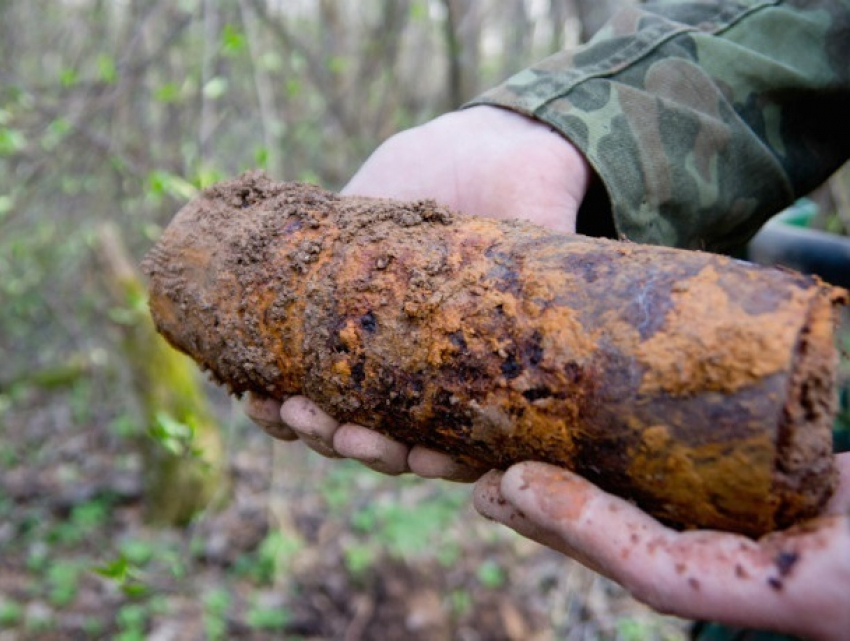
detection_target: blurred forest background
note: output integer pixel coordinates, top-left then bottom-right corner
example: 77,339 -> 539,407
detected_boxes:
0,1 -> 846,640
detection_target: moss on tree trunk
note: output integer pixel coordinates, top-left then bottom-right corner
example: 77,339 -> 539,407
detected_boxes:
99,223 -> 228,526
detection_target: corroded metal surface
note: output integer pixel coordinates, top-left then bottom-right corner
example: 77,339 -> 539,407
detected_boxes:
143,173 -> 846,536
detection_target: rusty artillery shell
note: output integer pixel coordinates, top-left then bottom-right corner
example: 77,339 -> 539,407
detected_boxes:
142,173 -> 847,536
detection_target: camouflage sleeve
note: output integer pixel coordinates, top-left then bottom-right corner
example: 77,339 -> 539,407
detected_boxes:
466,0 -> 850,253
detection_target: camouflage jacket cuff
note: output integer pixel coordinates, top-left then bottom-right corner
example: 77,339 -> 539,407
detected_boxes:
465,0 -> 850,253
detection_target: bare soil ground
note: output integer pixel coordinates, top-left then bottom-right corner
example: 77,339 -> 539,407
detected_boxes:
0,381 -> 688,641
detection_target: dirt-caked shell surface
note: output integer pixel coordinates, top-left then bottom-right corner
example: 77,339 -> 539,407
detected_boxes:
143,172 -> 847,536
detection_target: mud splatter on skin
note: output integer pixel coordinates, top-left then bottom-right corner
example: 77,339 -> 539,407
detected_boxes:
775,550 -> 800,577
519,466 -> 593,524
144,172 -> 846,536
735,564 -> 750,579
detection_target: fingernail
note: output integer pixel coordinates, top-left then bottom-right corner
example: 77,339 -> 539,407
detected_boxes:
504,463 -> 590,522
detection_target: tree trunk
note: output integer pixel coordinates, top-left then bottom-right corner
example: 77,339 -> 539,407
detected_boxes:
98,223 -> 228,526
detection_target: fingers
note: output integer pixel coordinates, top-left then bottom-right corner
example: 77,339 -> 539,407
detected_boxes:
408,447 -> 488,483
473,470 -> 605,573
333,423 -> 410,475
495,462 -> 850,638
824,452 -> 850,515
244,394 -> 297,441
279,396 -> 342,458
260,395 -> 488,481
330,425 -> 487,480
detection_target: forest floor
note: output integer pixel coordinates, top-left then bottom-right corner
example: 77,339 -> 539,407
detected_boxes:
0,381 -> 689,641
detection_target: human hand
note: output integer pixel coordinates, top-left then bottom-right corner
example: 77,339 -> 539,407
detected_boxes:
473,453 -> 850,640
246,105 -> 592,480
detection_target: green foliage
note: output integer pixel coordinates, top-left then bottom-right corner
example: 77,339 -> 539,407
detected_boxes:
23,605 -> 55,634
318,461 -> 365,510
92,551 -> 150,598
0,194 -> 13,219
343,542 -> 375,579
203,587 -> 231,640
26,541 -> 50,573
43,496 -> 114,547
0,599 -> 23,628
616,616 -> 683,641
151,410 -> 203,458
96,53 -> 117,84
82,615 -> 106,637
202,77 -> 229,100
409,0 -> 429,21
236,530 -> 304,585
115,603 -> 148,640
153,82 -> 181,104
59,66 -> 78,87
46,560 -> 82,607
221,24 -> 246,56
475,559 -> 507,589
109,413 -> 140,439
0,125 -> 26,155
146,170 -> 198,203
349,486 -> 466,557
449,589 -> 473,617
119,538 -> 156,568
246,599 -> 291,632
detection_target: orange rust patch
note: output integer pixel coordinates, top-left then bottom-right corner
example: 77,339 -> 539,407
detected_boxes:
637,265 -> 804,396
628,423 -> 776,534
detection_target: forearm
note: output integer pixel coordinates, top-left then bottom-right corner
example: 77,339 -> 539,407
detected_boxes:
467,0 -> 850,253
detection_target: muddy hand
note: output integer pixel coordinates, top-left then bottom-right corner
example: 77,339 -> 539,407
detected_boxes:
244,394 -> 484,480
474,454 -> 850,641
246,105 -> 591,480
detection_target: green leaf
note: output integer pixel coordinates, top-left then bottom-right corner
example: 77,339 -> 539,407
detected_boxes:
221,24 -> 246,55
476,559 -> 506,589
0,599 -> 23,627
59,67 -> 78,87
194,165 -> 224,189
410,0 -> 428,21
325,56 -> 347,75
202,77 -> 228,100
259,51 -> 283,71
286,78 -> 301,98
121,583 -> 150,598
147,171 -> 198,202
97,53 -> 117,83
254,146 -> 269,169
343,543 -> 375,578
0,195 -> 14,220
120,539 -> 155,567
41,118 -> 71,151
151,411 -> 195,456
93,556 -> 130,581
0,127 -> 26,155
246,603 -> 290,631
203,587 -> 231,614
154,82 -> 181,104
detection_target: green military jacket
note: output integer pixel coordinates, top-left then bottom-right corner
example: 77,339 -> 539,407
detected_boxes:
468,2 -> 850,639
468,0 -> 850,256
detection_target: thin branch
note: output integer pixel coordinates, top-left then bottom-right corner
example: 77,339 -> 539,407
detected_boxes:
246,0 -> 359,139
238,0 -> 282,177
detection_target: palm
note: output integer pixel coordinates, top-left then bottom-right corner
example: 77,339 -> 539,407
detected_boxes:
474,454 -> 850,640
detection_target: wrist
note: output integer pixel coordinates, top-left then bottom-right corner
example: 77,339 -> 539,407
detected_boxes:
447,105 -> 593,232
